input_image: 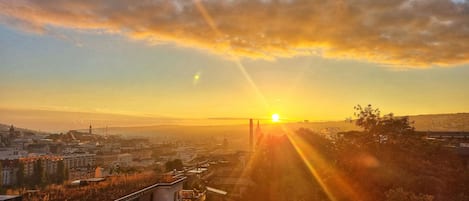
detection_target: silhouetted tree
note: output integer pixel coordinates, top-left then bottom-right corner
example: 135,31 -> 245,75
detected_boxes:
56,160 -> 65,184
165,159 -> 183,171
16,163 -> 24,187
32,160 -> 46,187
153,164 -> 163,173
354,104 -> 381,133
64,168 -> 69,181
379,113 -> 414,135
0,161 -> 3,191
354,104 -> 414,136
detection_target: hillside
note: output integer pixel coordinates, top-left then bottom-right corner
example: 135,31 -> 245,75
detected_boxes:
3,112 -> 468,138
96,113 -> 469,138
409,113 -> 469,131
0,123 -> 50,135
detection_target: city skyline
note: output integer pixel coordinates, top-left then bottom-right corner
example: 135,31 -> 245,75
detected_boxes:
1,0 -> 469,131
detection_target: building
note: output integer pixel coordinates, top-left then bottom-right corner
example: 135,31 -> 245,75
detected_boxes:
176,190 -> 206,201
418,131 -> 469,139
62,153 -> 95,180
116,153 -> 132,167
0,195 -> 21,201
206,186 -> 227,201
209,177 -> 254,199
19,155 -> 63,177
95,154 -> 118,167
0,155 -> 63,186
0,149 -> 27,160
1,160 -> 19,186
63,153 -> 96,170
27,144 -> 50,154
115,174 -> 187,201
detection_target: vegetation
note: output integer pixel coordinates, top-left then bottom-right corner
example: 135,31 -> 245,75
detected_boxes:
0,161 -> 4,194
10,159 -> 70,189
354,104 -> 414,136
56,160 -> 66,184
112,166 -> 139,174
244,129 -> 468,201
32,160 -> 47,187
243,105 -> 468,201
17,172 -> 159,201
165,159 -> 183,172
16,163 -> 24,187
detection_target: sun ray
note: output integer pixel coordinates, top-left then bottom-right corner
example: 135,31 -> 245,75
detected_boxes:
191,2 -> 358,199
193,0 -> 271,113
283,127 -> 338,201
191,2 -> 365,200
192,3 -> 277,195
281,124 -> 367,201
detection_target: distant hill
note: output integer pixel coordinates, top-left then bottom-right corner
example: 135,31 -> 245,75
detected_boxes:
0,123 -> 50,135
2,112 -> 468,138
95,113 -> 469,138
0,108 -> 177,132
409,113 -> 469,131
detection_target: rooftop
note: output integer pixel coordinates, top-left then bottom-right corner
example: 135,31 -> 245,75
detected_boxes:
0,195 -> 21,201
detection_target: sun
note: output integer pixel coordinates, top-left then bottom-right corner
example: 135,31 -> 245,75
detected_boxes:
272,113 -> 280,122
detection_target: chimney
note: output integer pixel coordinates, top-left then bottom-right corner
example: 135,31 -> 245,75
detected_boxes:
249,119 -> 253,152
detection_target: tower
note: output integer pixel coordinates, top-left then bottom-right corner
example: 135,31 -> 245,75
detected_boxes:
9,125 -> 14,135
256,120 -> 260,133
249,118 -> 253,152
89,124 -> 92,134
223,136 -> 228,152
255,120 -> 263,149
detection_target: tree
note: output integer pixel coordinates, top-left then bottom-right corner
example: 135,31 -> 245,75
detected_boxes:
172,159 -> 183,171
153,164 -> 163,174
64,168 -> 69,181
32,160 -> 46,187
379,113 -> 414,135
354,104 -> 414,136
354,104 -> 381,133
16,163 -> 24,187
0,161 -> 3,189
56,160 -> 65,184
165,159 -> 183,172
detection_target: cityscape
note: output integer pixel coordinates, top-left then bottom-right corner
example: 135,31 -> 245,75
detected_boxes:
1,0 -> 469,201
0,112 -> 468,201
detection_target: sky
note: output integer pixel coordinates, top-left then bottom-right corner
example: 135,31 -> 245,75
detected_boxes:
0,0 -> 468,131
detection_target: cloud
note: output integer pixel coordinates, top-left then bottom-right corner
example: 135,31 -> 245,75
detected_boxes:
0,0 -> 468,67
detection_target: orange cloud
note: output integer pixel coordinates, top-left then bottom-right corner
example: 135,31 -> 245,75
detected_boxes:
1,0 -> 468,67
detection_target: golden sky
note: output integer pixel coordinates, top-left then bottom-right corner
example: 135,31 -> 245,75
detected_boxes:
0,0 -> 468,131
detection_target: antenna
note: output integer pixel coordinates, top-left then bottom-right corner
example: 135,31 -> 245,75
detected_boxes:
89,122 -> 92,134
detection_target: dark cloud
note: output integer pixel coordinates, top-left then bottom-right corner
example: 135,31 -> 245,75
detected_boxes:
1,0 -> 468,67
